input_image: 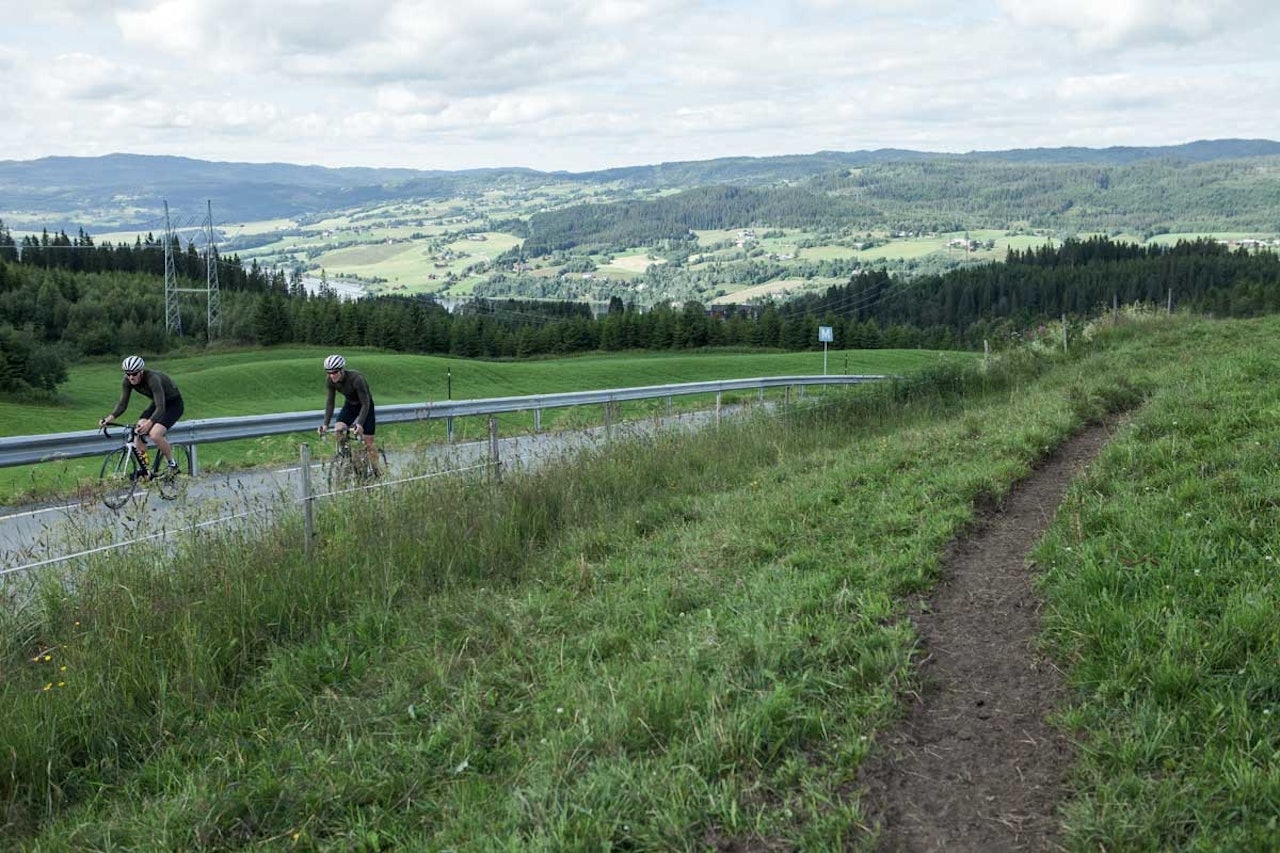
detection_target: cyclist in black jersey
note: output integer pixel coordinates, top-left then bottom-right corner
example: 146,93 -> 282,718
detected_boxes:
98,355 -> 185,478
317,354 -> 381,476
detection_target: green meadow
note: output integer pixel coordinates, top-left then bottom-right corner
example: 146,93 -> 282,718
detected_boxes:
1,311 -> 1276,849
0,347 -> 943,503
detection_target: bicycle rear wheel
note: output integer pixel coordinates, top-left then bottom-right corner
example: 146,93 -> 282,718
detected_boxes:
100,447 -> 140,509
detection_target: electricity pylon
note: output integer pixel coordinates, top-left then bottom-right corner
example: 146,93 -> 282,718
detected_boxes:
163,199 -> 223,339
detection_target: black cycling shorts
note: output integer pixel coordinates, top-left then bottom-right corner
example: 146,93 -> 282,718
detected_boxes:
141,396 -> 185,430
336,401 -> 376,436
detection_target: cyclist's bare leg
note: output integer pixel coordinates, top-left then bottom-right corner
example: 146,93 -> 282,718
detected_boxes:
361,432 -> 381,474
148,423 -> 175,466
334,422 -> 356,460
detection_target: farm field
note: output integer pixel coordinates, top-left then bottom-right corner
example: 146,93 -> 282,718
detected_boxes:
227,218 -> 1045,303
37,182 -> 1277,311
1,313 -> 1276,849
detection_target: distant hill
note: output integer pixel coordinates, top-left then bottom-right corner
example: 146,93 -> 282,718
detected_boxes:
0,153 -> 547,231
962,138 -> 1280,164
2,139 -> 1279,232
568,139 -> 1280,186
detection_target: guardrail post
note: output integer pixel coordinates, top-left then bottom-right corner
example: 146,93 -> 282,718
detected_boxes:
446,416 -> 455,444
604,400 -> 614,440
299,443 -> 314,554
184,443 -> 198,475
535,408 -> 542,434
715,391 -> 723,425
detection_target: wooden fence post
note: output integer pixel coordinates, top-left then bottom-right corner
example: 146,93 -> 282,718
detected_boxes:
300,443 -> 314,554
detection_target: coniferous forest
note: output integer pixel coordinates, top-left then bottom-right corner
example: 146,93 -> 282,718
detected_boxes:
4,216 -> 1279,395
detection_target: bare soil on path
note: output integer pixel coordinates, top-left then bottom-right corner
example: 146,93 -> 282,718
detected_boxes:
857,420 -> 1119,852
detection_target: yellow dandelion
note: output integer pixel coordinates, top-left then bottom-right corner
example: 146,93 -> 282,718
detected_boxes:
60,666 -> 67,672
57,682 -> 66,688
43,683 -> 52,691
42,654 -> 51,662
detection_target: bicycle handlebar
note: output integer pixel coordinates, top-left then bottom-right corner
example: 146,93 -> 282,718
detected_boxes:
101,423 -> 148,441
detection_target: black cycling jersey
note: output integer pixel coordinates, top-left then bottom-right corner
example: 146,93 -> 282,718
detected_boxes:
110,369 -> 183,423
324,369 -> 374,428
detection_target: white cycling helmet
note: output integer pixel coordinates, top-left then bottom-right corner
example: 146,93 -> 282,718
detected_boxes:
122,355 -> 145,373
323,354 -> 346,372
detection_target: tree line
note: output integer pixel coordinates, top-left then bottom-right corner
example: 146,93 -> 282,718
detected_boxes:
3,226 -> 1279,395
781,236 -> 1280,332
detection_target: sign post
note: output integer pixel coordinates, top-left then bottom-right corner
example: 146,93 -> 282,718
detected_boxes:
818,326 -> 833,375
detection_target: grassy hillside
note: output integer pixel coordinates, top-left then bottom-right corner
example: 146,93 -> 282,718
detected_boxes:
1,312 -> 1277,849
0,347 -> 945,502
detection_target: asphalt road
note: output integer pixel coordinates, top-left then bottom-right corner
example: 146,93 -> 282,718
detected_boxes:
0,407 -> 737,588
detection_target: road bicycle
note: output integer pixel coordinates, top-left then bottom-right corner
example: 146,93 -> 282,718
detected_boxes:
324,428 -> 386,493
98,424 -> 189,509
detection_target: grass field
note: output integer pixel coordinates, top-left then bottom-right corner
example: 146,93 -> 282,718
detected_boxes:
708,278 -> 838,304
601,252 -> 661,273
0,347 -> 949,503
1,312 -> 1276,848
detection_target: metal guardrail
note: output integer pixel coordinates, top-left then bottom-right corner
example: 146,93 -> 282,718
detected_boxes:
0,374 -> 885,470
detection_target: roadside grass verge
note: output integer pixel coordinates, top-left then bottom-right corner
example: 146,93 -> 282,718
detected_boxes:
1,314 -> 1275,849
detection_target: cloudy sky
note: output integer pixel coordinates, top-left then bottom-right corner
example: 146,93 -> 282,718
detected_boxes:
2,0 -> 1278,173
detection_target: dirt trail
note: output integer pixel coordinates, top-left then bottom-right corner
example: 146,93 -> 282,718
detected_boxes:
858,420 -> 1118,852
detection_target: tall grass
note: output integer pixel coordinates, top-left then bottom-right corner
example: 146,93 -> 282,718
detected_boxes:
1035,319 -> 1280,851
1,314 -> 1276,849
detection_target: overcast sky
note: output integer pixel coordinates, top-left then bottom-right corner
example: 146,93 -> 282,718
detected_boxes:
2,0 -> 1278,173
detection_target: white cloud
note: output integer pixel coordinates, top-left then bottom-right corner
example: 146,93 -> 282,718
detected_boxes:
43,53 -> 147,100
2,0 -> 1280,170
998,0 -> 1270,51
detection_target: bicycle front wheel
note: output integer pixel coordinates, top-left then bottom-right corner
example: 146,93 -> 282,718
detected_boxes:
327,449 -> 357,493
100,447 -> 140,510
351,446 -> 376,484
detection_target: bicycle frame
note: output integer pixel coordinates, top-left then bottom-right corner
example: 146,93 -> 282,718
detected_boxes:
98,424 -> 184,508
324,428 -> 380,493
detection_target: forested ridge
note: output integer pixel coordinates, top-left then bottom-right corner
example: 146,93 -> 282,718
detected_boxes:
503,158 -> 1280,261
4,217 -> 1279,394
5,141 -> 1280,234
510,185 -> 879,256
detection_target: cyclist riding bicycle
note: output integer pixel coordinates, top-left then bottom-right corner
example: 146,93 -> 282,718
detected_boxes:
98,355 -> 185,479
317,354 -> 381,476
